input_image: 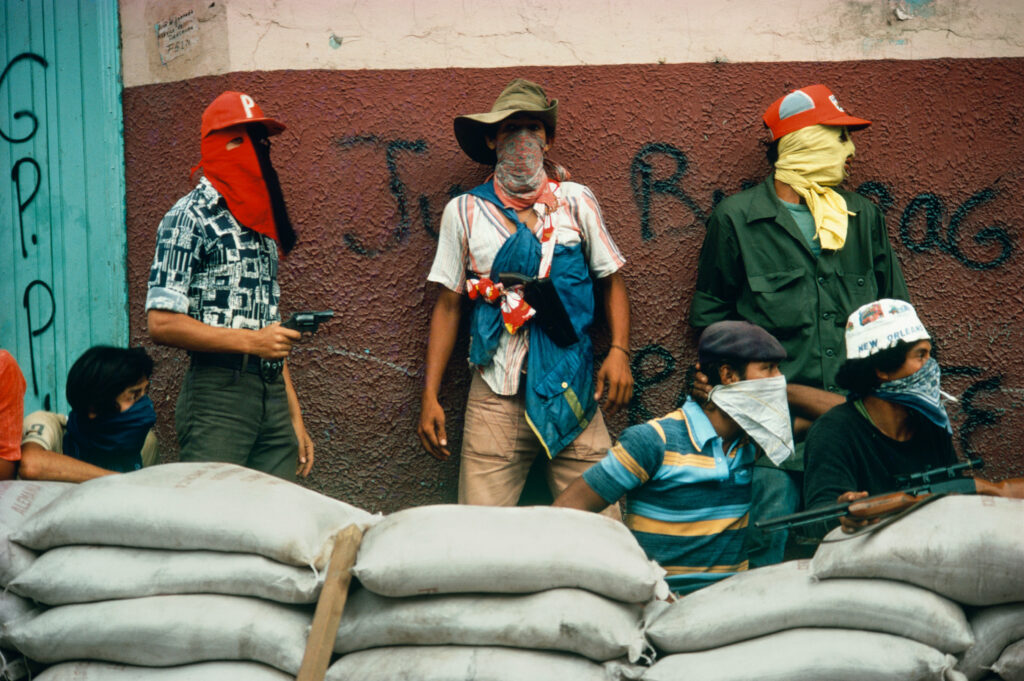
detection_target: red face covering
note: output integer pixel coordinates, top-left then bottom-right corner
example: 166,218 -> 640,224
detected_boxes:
193,125 -> 296,253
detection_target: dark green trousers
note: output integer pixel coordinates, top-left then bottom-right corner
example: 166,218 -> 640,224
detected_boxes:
175,365 -> 298,481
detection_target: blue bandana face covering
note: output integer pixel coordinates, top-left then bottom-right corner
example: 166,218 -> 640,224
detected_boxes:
874,358 -> 952,435
63,395 -> 157,472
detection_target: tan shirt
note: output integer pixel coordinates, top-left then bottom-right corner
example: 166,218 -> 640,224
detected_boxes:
22,411 -> 159,467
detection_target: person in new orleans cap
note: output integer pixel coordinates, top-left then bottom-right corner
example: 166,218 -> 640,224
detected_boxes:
689,84 -> 911,566
803,299 -> 957,534
146,91 -> 314,480
556,320 -> 794,595
418,78 -> 633,514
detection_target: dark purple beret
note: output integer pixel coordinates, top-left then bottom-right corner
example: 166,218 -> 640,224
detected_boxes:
698,321 -> 787,367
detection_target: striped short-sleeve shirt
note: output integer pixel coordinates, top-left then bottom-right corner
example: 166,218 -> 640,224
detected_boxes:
427,181 -> 625,396
582,398 -> 755,594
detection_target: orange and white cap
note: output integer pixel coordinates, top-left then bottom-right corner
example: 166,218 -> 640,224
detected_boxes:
763,84 -> 870,141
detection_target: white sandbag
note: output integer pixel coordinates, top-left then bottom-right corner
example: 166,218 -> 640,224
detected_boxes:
2,593 -> 310,674
325,646 -> 609,681
0,480 -> 73,584
642,628 -> 966,681
811,496 -> 1024,606
334,586 -> 647,662
352,505 -> 667,603
0,590 -> 36,648
956,603 -> 1024,681
35,661 -> 294,681
646,560 -> 973,653
9,545 -> 322,605
12,462 -> 375,569
990,638 -> 1024,681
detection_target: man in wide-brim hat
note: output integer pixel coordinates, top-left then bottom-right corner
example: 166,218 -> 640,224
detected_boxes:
418,78 -> 633,514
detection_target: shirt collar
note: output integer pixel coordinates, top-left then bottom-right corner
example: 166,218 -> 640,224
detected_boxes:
681,397 -> 719,452
746,174 -> 796,222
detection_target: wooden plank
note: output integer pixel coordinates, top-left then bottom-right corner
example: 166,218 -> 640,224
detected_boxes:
296,524 -> 364,681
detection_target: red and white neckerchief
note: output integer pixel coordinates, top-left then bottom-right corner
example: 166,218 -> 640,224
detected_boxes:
466,188 -> 559,335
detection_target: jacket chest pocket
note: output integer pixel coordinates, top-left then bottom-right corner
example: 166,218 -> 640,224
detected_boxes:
743,267 -> 809,335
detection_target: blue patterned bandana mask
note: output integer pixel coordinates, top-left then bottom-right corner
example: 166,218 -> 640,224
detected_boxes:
874,358 -> 952,434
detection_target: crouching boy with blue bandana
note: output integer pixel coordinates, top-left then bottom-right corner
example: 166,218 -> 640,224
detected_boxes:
554,321 -> 793,595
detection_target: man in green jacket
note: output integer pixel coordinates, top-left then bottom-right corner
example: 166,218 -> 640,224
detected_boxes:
690,84 -> 910,566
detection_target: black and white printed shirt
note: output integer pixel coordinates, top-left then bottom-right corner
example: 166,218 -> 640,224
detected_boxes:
146,178 -> 281,329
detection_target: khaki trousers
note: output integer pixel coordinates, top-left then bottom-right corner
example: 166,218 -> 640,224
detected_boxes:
459,373 -> 621,521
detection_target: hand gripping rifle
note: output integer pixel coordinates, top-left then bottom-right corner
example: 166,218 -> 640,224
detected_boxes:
755,458 -> 1024,532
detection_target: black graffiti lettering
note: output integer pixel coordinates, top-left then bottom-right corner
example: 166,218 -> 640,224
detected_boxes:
335,136 -> 428,256
898,190 -> 1011,270
22,280 -> 55,402
12,157 -> 41,258
939,365 -> 1003,458
630,143 -> 706,241
0,53 -> 49,143
628,344 -> 677,425
855,181 -> 896,213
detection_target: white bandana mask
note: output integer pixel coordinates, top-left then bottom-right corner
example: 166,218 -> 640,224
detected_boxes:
708,374 -> 794,466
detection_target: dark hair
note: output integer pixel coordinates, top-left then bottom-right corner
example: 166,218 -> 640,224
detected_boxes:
701,356 -> 749,387
763,138 -> 780,166
66,346 -> 153,417
835,339 -> 936,396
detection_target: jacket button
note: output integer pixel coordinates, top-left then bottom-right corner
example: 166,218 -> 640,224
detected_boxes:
825,348 -> 835,357
857,277 -> 865,286
561,382 -> 568,389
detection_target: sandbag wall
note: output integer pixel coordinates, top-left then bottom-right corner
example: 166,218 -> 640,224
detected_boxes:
641,496 -> 1024,681
0,463 -> 376,680
326,504 -> 664,680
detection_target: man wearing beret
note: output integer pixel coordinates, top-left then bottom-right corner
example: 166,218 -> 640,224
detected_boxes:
146,91 -> 313,480
555,321 -> 793,595
690,85 -> 910,566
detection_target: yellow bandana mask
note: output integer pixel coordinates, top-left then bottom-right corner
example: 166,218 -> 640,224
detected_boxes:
774,125 -> 856,250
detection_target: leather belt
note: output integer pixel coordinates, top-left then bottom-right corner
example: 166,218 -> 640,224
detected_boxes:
190,352 -> 261,376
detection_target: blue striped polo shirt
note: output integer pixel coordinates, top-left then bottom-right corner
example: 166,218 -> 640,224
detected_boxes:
582,398 -> 755,595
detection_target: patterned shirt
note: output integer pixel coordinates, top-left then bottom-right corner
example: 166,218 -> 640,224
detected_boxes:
583,398 -> 755,595
427,181 -> 625,395
145,178 -> 281,329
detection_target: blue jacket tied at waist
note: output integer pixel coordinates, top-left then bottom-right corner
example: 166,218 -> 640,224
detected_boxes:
467,182 -> 597,458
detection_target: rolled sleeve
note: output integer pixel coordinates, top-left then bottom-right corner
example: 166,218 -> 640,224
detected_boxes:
582,423 -> 664,504
146,210 -> 202,313
427,197 -> 469,293
572,184 -> 625,279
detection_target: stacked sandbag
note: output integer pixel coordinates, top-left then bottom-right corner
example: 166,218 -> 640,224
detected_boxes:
807,496 -> 1024,680
0,480 -> 73,585
35,661 -> 294,680
2,462 -> 377,674
643,628 -> 966,681
643,559 -> 970,680
328,504 -> 665,679
646,560 -> 974,654
956,603 -> 1024,681
810,496 -> 1024,606
990,638 -> 1024,681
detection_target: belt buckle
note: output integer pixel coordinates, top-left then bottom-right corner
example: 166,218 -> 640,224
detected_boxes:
259,358 -> 284,382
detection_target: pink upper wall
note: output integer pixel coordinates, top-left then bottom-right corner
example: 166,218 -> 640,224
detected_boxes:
124,59 -> 1024,511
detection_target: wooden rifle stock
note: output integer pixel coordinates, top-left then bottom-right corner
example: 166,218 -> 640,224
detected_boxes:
756,474 -> 1024,532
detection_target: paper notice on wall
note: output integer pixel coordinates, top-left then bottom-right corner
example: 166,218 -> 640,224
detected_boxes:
156,9 -> 199,64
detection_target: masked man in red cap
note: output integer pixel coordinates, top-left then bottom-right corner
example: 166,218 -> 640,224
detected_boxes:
690,85 -> 910,566
418,78 -> 633,513
146,91 -> 313,481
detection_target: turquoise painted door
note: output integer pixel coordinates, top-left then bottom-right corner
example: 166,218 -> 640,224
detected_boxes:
1,0 -> 127,414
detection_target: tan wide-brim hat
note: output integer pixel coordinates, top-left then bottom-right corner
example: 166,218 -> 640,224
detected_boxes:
454,78 -> 558,165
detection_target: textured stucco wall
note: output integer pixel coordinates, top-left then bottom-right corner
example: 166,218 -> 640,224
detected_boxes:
124,59 -> 1024,511
119,0 -> 1024,86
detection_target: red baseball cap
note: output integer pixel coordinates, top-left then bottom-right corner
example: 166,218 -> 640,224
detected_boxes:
762,84 -> 870,141
200,91 -> 286,138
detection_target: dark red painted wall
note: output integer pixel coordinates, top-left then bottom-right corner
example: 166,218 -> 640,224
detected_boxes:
124,59 -> 1024,511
